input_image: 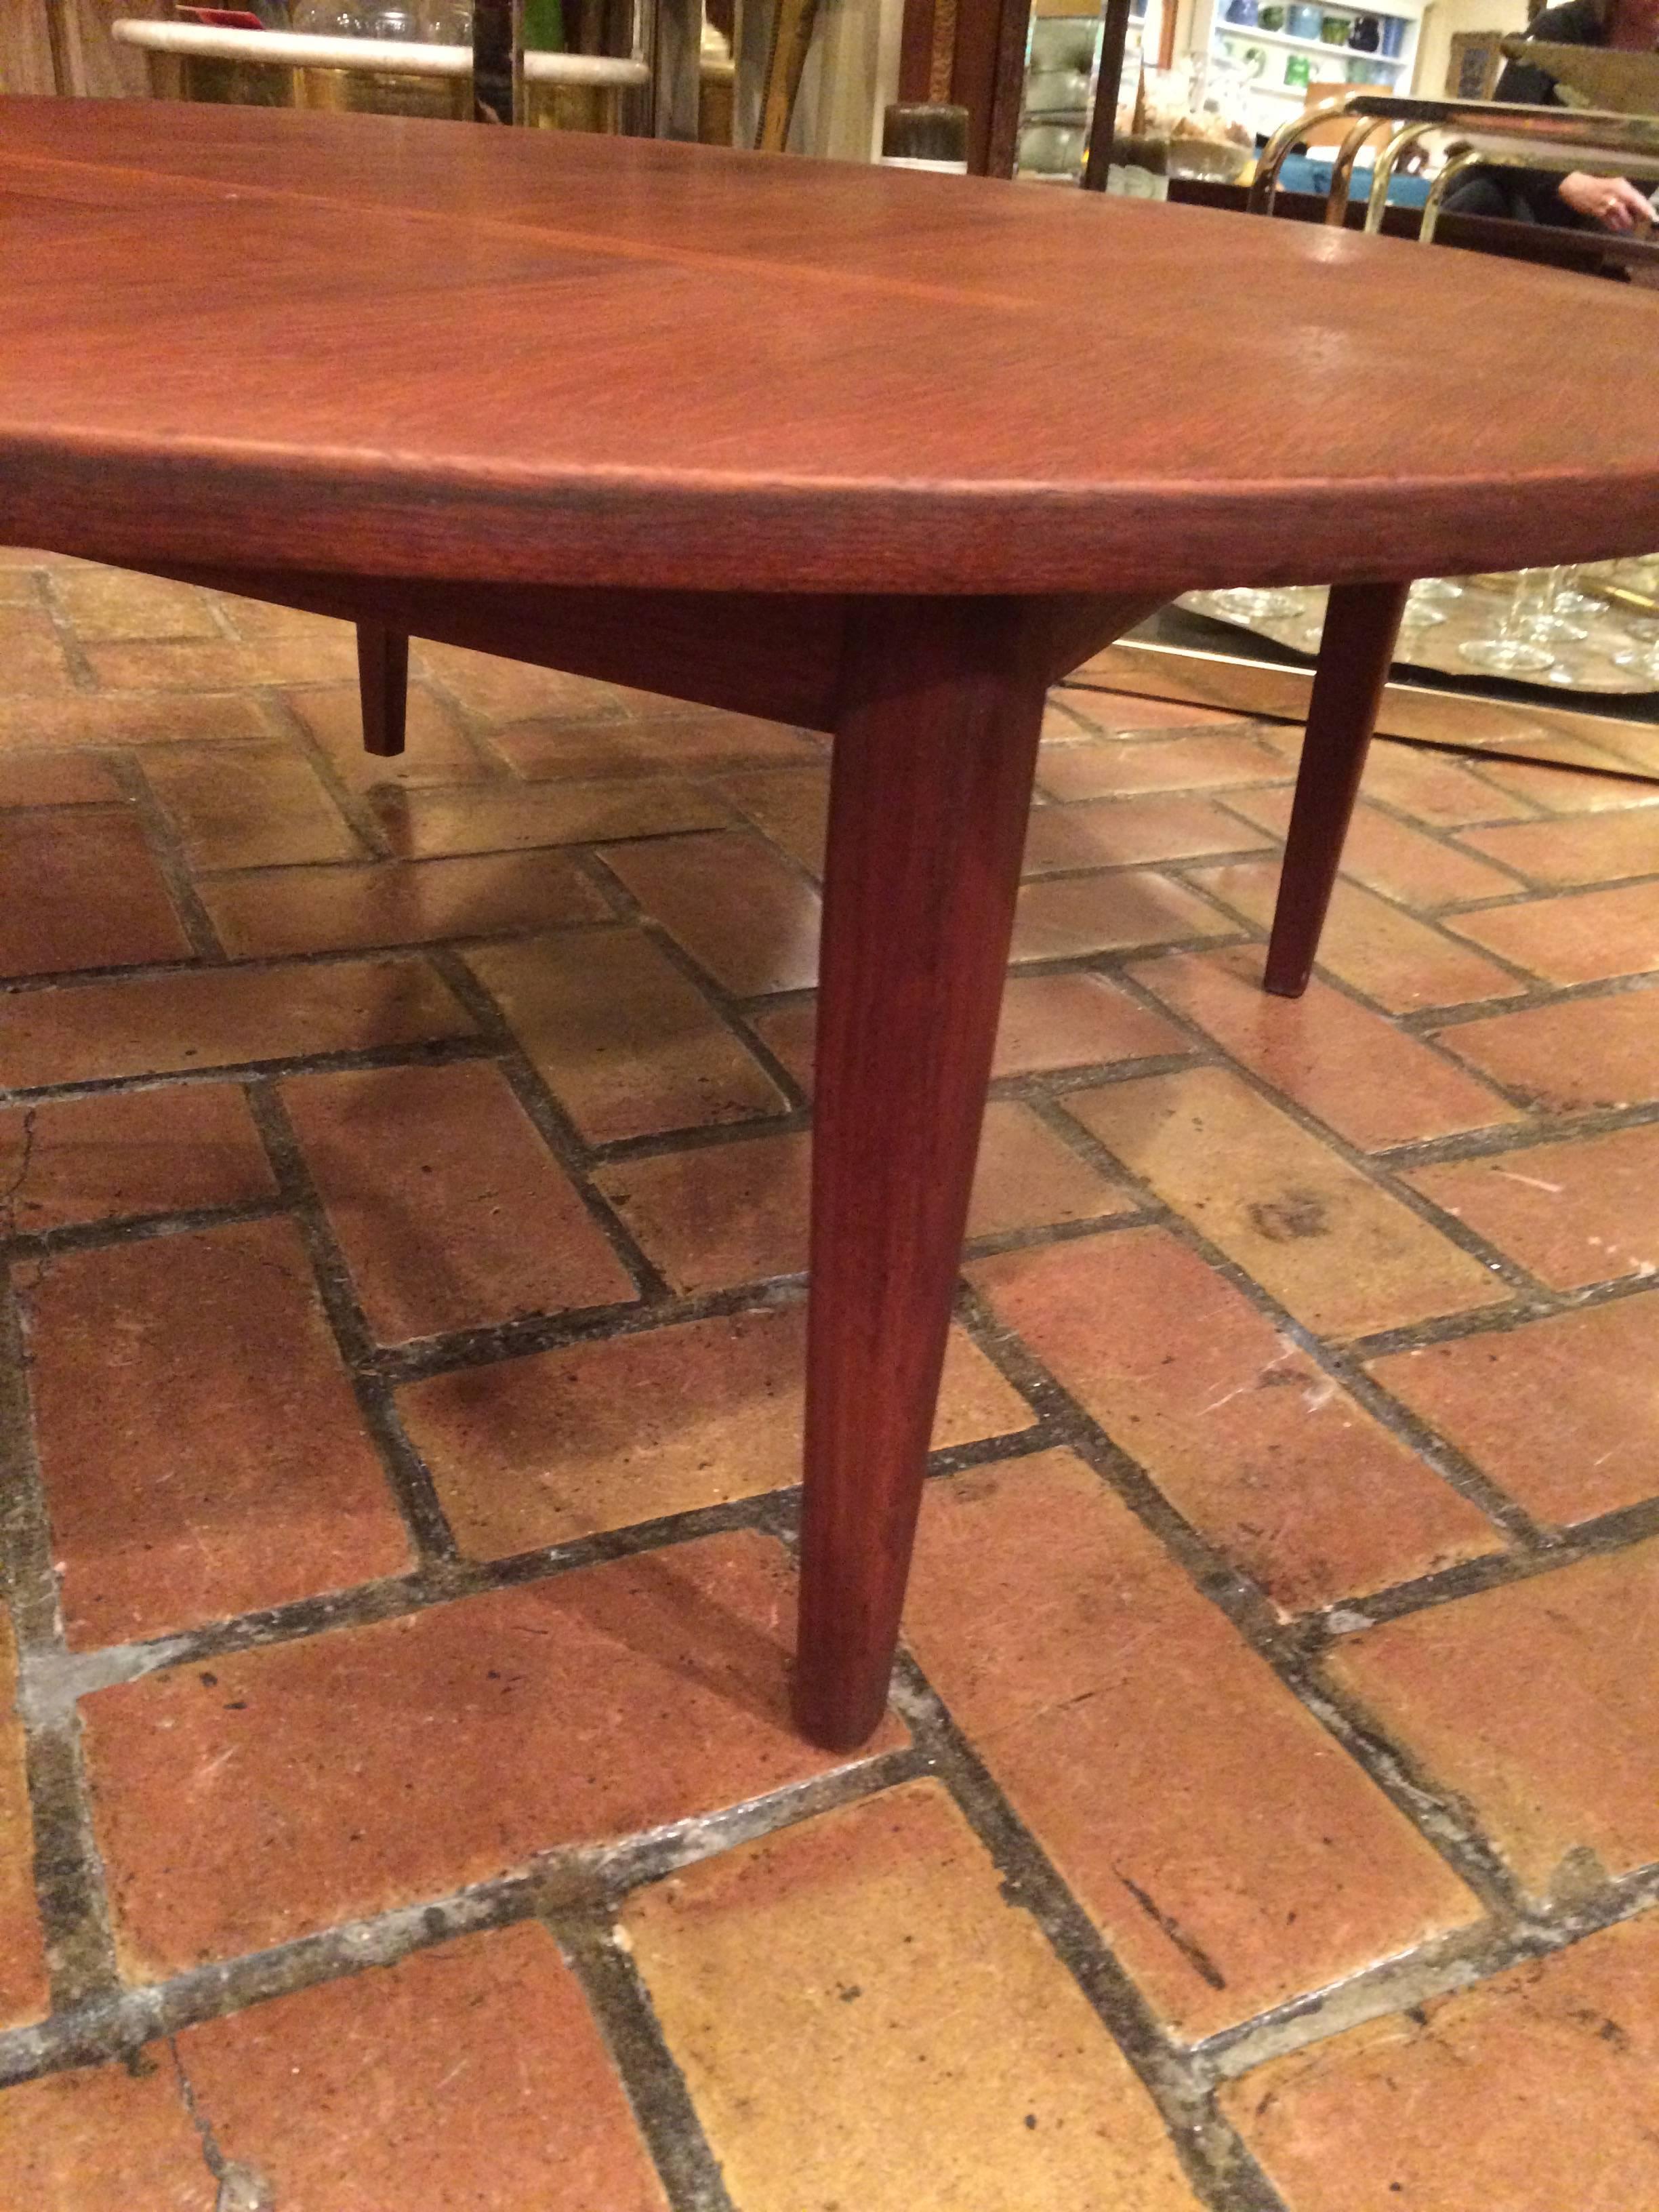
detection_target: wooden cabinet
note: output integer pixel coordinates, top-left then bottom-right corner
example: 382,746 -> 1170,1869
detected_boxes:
2,0 -> 150,96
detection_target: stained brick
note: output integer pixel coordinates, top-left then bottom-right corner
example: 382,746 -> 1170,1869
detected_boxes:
1224,1914 -> 1659,2212
0,956 -> 475,1091
467,928 -> 786,1142
1328,1539 -> 1659,1899
1435,988 -> 1659,1113
1368,1294 -> 1659,1526
601,829 -> 821,994
1129,946 -> 1523,1149
1191,862 -> 1527,1012
22,1218 -> 411,1647
79,1531 -> 905,1976
139,740 -> 363,869
401,1302 -> 1032,1556
0,1608 -> 48,2029
177,1923 -> 668,2211
0,811 -> 191,977
1063,1067 -> 1507,1338
626,1781 -> 1204,2212
905,1450 -> 1479,2035
0,1082 -> 275,1235
1405,1121 -> 1659,1290
973,1227 -> 1496,1612
200,848 -> 611,958
283,1059 -> 636,1343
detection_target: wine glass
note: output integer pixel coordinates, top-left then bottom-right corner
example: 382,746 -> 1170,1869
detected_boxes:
1197,586 -> 1306,623
1458,570 -> 1557,677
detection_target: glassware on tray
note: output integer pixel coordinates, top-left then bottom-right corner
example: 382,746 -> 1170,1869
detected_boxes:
1458,570 -> 1557,677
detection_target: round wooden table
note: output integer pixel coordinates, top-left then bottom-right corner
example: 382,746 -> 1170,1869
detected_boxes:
3,98 -> 1658,1748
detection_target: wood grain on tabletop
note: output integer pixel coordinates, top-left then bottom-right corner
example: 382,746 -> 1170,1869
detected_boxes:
3,96 -> 1659,597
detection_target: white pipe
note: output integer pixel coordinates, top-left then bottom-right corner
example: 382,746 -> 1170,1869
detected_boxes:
111,20 -> 651,85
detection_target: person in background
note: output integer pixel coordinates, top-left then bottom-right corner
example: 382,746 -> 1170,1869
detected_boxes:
1443,0 -> 1659,230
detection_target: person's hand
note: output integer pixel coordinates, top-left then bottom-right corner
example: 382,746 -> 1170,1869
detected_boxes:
1557,172 -> 1654,232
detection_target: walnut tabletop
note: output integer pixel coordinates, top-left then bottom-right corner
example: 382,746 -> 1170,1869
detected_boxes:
2,97 -> 1659,596
5,98 -> 1659,1754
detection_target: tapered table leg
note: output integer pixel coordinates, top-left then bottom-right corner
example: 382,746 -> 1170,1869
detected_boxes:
356,621 -> 409,758
1264,579 -> 1409,999
794,596 -> 1052,1750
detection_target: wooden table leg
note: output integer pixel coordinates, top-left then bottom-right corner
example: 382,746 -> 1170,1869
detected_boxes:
793,596 -> 1051,1750
356,621 -> 409,758
1263,579 -> 1409,999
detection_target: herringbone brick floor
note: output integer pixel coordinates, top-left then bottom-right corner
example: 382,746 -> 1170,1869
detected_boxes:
3,550 -> 1659,2210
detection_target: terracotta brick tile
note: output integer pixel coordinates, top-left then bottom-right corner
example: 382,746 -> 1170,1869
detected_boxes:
0,957 -> 475,1091
1328,1539 -> 1659,1899
1471,755 -> 1659,814
0,2055 -> 213,2210
1223,789 -> 1523,907
990,970 -> 1191,1071
413,646 -> 628,725
22,1217 -> 411,1648
1446,880 -> 1659,986
1405,1122 -> 1659,1292
52,567 -> 220,642
285,679 -> 497,791
594,1130 -> 812,1292
210,592 -> 343,642
626,1780 -> 1204,2212
1193,862 -> 1527,1012
752,970 -> 1189,1094
138,739 -> 363,871
413,640 -> 627,723
0,1082 -> 275,1235
405,1302 -> 1029,1558
1223,1913 -> 1659,2212
1010,870 -> 1234,961
80,1530 -> 905,1975
1129,947 -> 1523,1149
1064,1067 -> 1506,1338
1369,1294 -> 1659,1526
742,997 -> 819,1088
593,1107 -> 1131,1294
0,605 -> 75,695
283,1061 -> 635,1343
1022,790 -> 1271,875
602,830 -> 821,995
1435,988 -> 1659,1113
468,928 -> 786,1143
81,638 -> 264,692
906,1450 -> 1478,2035
0,565 -> 39,605
973,1228 -> 1495,1612
243,629 -> 363,686
1049,684 -> 1248,734
495,707 -> 817,779
707,764 -> 830,874
1037,730 -> 1289,801
1458,810 -> 1659,888
86,626 -> 361,690
0,811 -> 191,977
0,752 -> 123,806
0,691 -> 272,751
369,777 -> 728,860
200,849 -> 611,958
966,1099 -> 1141,1237
176,1923 -> 668,2212
1357,745 -> 1531,827
1,1609 -> 48,2030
